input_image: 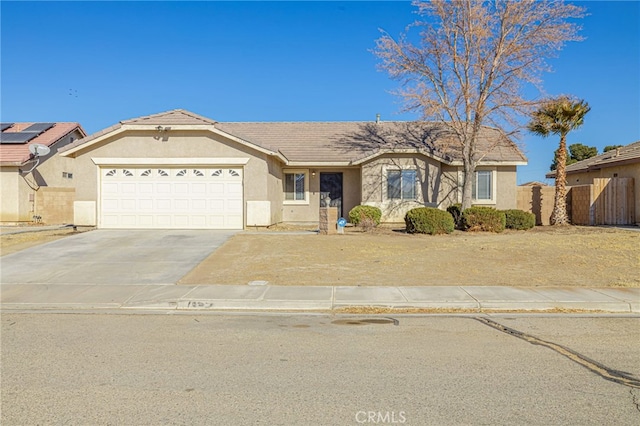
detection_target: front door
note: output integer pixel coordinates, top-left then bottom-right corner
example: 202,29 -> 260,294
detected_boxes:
320,173 -> 343,218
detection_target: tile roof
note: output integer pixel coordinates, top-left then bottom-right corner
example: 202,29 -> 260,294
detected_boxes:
547,141 -> 640,177
61,109 -> 527,165
215,121 -> 527,164
0,122 -> 86,165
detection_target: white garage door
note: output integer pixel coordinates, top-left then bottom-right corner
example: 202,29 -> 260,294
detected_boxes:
100,167 -> 243,229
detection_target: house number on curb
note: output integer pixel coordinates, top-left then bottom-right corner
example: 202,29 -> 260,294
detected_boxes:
185,301 -> 216,309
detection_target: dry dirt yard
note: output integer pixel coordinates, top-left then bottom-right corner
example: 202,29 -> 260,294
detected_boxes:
180,226 -> 640,287
0,227 -> 91,256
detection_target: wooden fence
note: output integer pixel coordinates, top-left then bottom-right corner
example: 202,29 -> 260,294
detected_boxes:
589,178 -> 635,225
518,178 -> 635,226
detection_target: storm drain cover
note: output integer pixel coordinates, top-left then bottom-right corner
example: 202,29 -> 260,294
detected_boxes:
332,318 -> 398,326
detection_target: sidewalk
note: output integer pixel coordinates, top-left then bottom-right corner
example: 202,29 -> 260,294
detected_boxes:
1,284 -> 638,313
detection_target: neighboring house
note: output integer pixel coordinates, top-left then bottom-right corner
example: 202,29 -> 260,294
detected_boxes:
1,122 -> 87,223
546,141 -> 640,225
59,109 -> 527,229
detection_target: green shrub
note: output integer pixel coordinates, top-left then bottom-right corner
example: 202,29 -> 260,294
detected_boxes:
405,207 -> 455,235
461,207 -> 506,233
348,205 -> 382,227
503,209 -> 535,230
446,203 -> 463,228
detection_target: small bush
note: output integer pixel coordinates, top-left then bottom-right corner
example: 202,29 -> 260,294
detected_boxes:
358,216 -> 378,233
461,207 -> 506,233
405,207 -> 455,235
348,205 -> 382,227
446,203 -> 463,228
503,209 -> 535,230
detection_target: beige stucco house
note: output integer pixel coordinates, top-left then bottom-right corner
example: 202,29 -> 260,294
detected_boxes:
547,141 -> 640,225
1,122 -> 86,223
59,109 -> 527,229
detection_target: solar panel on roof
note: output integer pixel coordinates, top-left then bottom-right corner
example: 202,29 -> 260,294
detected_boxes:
0,123 -> 14,132
0,132 -> 39,144
22,122 -> 55,134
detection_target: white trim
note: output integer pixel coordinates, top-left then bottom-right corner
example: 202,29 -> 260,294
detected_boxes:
449,160 -> 527,166
287,161 -> 353,167
91,157 -> 250,166
121,124 -> 211,131
472,168 -> 497,205
383,164 -> 419,202
353,148 -> 453,166
283,169 -> 310,205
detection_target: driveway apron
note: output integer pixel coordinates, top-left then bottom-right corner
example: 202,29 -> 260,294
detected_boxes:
1,230 -> 236,285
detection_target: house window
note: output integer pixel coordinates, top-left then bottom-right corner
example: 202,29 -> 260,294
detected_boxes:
387,169 -> 416,200
472,170 -> 493,201
284,171 -> 307,202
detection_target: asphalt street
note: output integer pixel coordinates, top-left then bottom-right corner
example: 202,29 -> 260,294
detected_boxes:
2,313 -> 639,425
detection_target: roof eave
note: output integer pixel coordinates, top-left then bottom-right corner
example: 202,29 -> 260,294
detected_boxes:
285,161 -> 355,167
60,124 -> 287,162
450,160 -> 528,167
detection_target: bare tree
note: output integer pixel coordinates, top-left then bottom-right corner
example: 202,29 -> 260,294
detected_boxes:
375,0 -> 585,209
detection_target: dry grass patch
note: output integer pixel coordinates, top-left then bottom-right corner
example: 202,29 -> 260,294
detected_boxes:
334,306 -> 610,314
180,226 -> 640,288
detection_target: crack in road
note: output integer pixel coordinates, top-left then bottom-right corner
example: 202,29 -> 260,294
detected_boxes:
474,317 -> 640,389
631,389 -> 640,413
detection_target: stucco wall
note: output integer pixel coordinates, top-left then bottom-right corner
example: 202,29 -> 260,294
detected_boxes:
281,167 -> 360,223
358,159 -> 518,222
1,130 -> 83,223
472,166 -> 518,210
361,154 -> 441,222
566,163 -> 640,224
0,167 -> 23,222
30,131 -> 81,189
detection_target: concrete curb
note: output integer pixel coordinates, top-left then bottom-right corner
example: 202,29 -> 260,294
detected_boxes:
1,284 -> 638,314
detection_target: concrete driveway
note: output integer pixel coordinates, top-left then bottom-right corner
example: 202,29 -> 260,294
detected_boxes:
1,230 -> 236,285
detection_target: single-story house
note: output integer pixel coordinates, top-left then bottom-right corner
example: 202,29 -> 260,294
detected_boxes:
59,109 -> 527,229
546,141 -> 640,225
1,122 -> 87,223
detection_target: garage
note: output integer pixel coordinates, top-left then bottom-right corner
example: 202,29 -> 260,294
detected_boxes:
100,166 -> 243,229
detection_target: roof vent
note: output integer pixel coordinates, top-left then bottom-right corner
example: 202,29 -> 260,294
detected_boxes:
376,113 -> 381,124
615,147 -> 620,157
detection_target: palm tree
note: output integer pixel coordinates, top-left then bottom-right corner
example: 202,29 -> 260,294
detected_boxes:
528,96 -> 590,225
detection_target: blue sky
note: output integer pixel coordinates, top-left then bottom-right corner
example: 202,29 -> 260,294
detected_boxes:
2,1 -> 638,183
